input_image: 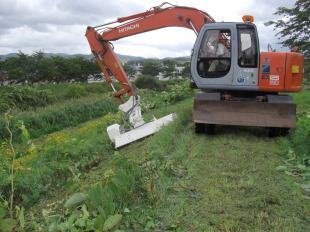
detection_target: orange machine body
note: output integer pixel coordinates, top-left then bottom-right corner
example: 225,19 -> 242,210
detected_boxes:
258,52 -> 304,92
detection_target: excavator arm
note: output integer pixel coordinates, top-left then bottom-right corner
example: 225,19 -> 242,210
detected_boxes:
85,2 -> 215,104
85,2 -> 216,148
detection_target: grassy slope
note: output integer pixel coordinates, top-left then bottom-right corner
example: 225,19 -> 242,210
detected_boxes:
25,91 -> 309,231
117,99 -> 309,232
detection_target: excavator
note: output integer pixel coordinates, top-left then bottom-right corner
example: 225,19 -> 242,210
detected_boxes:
85,2 -> 304,148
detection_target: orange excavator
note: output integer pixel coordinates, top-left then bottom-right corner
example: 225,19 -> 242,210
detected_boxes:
85,2 -> 304,148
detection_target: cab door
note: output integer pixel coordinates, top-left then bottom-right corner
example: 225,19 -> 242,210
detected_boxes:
191,23 -> 235,89
232,24 -> 259,87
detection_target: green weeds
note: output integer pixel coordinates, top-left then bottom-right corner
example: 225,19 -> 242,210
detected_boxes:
65,84 -> 89,98
0,95 -> 118,142
134,74 -> 164,91
0,112 -> 29,231
275,88 -> 310,188
38,155 -> 140,231
0,112 -> 122,218
140,80 -> 194,111
0,86 -> 56,113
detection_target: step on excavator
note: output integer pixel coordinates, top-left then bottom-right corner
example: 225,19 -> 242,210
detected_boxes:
85,2 -> 304,148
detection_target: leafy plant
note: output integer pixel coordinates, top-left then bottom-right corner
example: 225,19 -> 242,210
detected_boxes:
140,80 -> 193,110
0,112 -> 27,231
39,155 -> 140,231
66,84 -> 89,98
4,112 -> 17,219
85,83 -> 106,94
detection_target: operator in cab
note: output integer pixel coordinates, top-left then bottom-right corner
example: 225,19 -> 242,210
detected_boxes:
207,36 -> 230,71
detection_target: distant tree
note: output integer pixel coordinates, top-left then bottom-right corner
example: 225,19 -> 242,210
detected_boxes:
123,63 -> 137,80
3,52 -> 33,84
162,59 -> 177,79
0,61 -> 8,86
162,59 -> 176,67
180,62 -> 191,78
90,58 -> 102,73
39,57 -> 56,83
49,56 -> 70,83
2,58 -> 17,84
70,56 -> 94,82
264,0 -> 309,58
140,61 -> 162,77
126,60 -> 136,66
31,51 -> 47,83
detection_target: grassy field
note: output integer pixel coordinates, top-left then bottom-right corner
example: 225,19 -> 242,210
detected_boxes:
0,83 -> 309,231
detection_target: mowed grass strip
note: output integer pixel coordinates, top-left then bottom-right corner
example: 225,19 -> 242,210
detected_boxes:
124,98 -> 309,232
183,131 -> 307,231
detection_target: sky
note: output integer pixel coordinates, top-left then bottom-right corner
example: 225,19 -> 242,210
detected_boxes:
0,0 -> 295,58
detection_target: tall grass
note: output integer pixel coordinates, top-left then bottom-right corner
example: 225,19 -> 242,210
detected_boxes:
286,87 -> 310,165
0,95 -> 118,142
0,111 -> 122,210
36,82 -> 123,100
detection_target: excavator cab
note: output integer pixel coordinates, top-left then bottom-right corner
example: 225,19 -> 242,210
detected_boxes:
191,22 -> 260,91
191,22 -> 303,135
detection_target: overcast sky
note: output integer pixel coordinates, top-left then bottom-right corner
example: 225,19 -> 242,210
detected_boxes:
0,0 -> 295,58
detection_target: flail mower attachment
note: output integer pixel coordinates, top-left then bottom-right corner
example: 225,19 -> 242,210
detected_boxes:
107,96 -> 177,149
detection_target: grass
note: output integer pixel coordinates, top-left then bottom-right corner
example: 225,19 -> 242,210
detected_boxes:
36,83 -> 109,98
2,85 -> 309,231
113,99 -> 309,231
179,132 -> 306,231
0,94 -> 118,142
290,86 -> 310,111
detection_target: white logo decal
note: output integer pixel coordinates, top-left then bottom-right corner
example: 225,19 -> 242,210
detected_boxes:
119,24 -> 139,33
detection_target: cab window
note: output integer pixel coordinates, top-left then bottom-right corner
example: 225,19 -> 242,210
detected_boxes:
197,29 -> 231,78
237,25 -> 258,67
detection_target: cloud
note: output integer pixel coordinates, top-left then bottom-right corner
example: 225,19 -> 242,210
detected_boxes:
241,0 -> 295,52
0,0 -> 297,56
240,0 -> 295,22
0,0 -> 145,33
112,27 -> 197,58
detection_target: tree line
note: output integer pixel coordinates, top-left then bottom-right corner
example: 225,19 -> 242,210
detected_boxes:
0,51 -> 191,86
125,59 -> 191,80
0,51 -> 101,85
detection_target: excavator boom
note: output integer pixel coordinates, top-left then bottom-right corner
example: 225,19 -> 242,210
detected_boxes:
85,2 -> 214,103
